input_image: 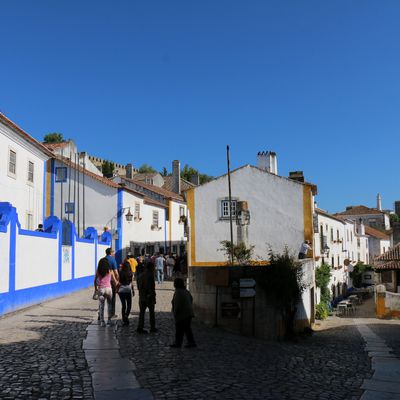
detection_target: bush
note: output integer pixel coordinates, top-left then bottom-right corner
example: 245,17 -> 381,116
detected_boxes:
315,264 -> 331,303
315,302 -> 329,320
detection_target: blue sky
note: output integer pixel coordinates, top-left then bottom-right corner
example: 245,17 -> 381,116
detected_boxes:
1,1 -> 399,213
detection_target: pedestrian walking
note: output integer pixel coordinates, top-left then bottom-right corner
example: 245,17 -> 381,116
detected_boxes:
170,278 -> 196,348
118,260 -> 134,326
136,259 -> 157,333
298,240 -> 312,259
166,253 -> 175,279
155,252 -> 165,284
94,257 -> 117,327
126,252 -> 138,274
105,248 -> 119,317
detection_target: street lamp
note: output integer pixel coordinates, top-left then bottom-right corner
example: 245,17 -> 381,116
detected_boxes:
125,208 -> 133,222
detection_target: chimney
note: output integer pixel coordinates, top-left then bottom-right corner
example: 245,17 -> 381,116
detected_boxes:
257,151 -> 278,175
172,160 -> 181,194
377,193 -> 382,211
289,171 -> 305,183
189,173 -> 200,186
126,163 -> 133,179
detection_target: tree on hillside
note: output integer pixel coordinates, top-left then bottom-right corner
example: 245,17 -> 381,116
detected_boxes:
43,132 -> 64,143
138,164 -> 157,174
161,167 -> 168,177
102,160 -> 115,178
181,164 -> 213,184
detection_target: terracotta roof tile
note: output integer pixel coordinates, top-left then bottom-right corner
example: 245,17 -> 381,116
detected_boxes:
121,177 -> 185,202
336,205 -> 385,216
364,226 -> 390,240
0,113 -> 54,157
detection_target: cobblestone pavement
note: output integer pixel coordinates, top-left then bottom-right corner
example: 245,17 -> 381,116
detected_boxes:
0,289 -> 97,400
117,283 -> 374,400
2,285 -> 400,400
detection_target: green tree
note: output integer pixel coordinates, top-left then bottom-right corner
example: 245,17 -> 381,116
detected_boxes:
138,164 -> 157,174
256,248 -> 305,339
181,164 -> 213,184
390,213 -> 400,227
101,160 -> 115,178
219,240 -> 255,265
315,264 -> 331,303
43,132 -> 64,143
350,262 -> 372,288
160,167 -> 168,177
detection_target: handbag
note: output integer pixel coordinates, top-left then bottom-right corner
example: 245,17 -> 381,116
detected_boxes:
92,289 -> 99,300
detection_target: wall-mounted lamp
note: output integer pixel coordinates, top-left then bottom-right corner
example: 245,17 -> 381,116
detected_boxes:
125,208 -> 133,222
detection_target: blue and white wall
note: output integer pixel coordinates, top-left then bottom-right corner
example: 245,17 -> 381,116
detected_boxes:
0,202 -> 111,316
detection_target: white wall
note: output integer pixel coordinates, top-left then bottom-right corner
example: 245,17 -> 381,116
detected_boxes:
52,159 -> 118,235
0,230 -> 10,293
169,200 -> 186,242
121,190 -> 167,248
62,246 -> 72,281
0,121 -> 47,229
192,166 -> 305,263
75,240 -> 96,278
15,232 -> 59,290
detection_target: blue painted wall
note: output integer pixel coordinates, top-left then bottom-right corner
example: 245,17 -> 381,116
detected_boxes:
0,202 -> 111,316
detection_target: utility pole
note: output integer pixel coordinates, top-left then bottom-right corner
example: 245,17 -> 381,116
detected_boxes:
226,145 -> 234,266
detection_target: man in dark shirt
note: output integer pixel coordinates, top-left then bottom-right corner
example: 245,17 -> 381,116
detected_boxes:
105,248 -> 119,317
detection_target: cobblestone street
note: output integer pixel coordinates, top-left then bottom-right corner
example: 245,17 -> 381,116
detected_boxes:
1,284 -> 400,399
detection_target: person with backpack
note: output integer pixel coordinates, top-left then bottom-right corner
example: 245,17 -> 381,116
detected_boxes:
118,260 -> 134,326
136,259 -> 157,333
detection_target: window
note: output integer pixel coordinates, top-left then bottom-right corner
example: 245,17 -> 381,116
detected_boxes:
55,167 -> 67,182
220,199 -> 237,219
134,202 -> 140,219
337,230 -> 339,241
357,238 -> 360,248
152,211 -> 159,227
337,255 -> 340,267
65,202 -> 75,214
26,212 -> 33,230
8,149 -> 16,176
179,206 -> 185,217
330,228 -> 334,242
331,256 -> 334,267
27,161 -> 34,183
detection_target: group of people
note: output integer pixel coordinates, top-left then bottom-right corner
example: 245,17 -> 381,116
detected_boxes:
94,248 -> 196,348
153,252 -> 187,284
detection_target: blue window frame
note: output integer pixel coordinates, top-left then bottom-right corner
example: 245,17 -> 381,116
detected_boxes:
55,167 -> 67,182
65,202 -> 75,214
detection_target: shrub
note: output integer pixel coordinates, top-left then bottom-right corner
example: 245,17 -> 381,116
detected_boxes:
315,302 -> 329,320
315,264 -> 331,303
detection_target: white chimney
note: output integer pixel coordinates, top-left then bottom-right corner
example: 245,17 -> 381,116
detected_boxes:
377,193 -> 382,211
257,151 -> 278,175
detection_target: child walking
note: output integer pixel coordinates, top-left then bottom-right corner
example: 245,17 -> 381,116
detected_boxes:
170,278 -> 196,348
94,257 -> 117,327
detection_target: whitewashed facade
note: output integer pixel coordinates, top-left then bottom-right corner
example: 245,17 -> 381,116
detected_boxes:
0,113 -> 51,230
187,165 -> 316,265
314,209 -> 369,301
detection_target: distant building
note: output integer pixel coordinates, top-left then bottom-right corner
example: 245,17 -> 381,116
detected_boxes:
87,154 -> 137,178
335,198 -> 391,231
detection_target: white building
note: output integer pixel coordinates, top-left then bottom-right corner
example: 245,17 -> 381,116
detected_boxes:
314,208 -> 369,299
186,152 -> 318,334
0,113 -> 53,229
114,175 -> 188,256
335,201 -> 391,231
187,162 -> 316,265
